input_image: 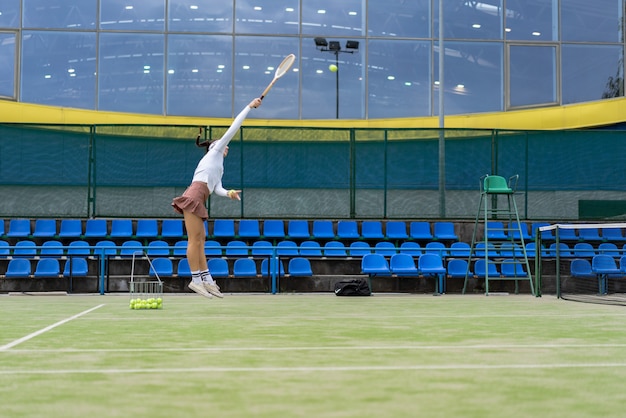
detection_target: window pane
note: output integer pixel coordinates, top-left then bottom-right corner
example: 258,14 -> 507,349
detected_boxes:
562,44 -> 623,104
23,0 -> 96,29
21,31 -> 96,108
98,33 -> 164,114
303,39 -> 364,119
236,0 -> 299,35
234,37 -> 300,119
509,45 -> 556,108
562,0 -> 622,42
438,0 -> 503,40
0,32 -> 16,97
368,40 -> 431,118
368,0 -> 430,38
0,0 -> 20,28
302,0 -> 364,37
505,0 -> 557,41
100,0 -> 165,31
435,42 -> 503,115
168,0 -> 233,33
167,34 -> 232,117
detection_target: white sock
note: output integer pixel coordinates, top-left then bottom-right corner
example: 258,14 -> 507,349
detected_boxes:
191,270 -> 202,284
200,269 -> 215,285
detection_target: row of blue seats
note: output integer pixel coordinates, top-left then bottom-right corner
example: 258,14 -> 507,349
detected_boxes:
0,239 -> 491,259
0,218 -> 462,242
7,239 -> 625,260
570,255 -> 626,295
3,256 -> 314,279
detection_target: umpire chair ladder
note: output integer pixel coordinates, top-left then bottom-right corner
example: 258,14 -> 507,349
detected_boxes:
463,174 -> 534,295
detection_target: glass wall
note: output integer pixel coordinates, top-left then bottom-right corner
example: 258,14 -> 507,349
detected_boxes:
0,0 -> 624,119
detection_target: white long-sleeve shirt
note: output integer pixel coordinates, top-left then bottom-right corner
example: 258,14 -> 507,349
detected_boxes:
191,105 -> 252,197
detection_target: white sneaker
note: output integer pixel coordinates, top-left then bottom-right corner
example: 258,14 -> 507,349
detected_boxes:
189,281 -> 213,298
203,282 -> 224,298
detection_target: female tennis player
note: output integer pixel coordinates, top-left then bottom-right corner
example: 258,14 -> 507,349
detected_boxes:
172,97 -> 262,298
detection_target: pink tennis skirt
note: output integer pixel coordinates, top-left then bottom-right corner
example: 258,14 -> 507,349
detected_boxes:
171,181 -> 210,220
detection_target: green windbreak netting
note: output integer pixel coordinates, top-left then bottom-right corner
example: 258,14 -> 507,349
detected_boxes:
0,123 -> 625,219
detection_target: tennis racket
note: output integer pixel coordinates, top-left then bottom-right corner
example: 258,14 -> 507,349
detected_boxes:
260,54 -> 296,100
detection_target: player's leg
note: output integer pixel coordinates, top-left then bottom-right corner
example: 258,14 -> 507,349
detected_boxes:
183,211 -> 212,298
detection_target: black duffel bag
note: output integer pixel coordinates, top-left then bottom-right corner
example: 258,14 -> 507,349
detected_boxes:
334,278 -> 371,296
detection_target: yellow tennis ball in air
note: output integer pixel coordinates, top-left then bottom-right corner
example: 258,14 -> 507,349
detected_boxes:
329,64 -> 338,72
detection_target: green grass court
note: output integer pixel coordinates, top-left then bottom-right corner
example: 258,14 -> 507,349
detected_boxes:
1,293 -> 626,418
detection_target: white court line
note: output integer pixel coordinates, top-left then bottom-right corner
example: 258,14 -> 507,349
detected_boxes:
0,304 -> 105,351
5,342 -> 626,353
2,362 -> 626,375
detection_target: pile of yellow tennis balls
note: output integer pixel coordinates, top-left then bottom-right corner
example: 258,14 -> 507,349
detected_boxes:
130,297 -> 163,310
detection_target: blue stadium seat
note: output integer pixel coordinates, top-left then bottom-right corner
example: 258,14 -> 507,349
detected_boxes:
348,241 -> 371,257
262,220 -> 285,240
225,240 -> 248,256
147,240 -> 170,256
323,241 -> 347,257
361,221 -> 384,240
0,240 -> 10,258
5,258 -> 31,278
58,219 -> 83,239
374,241 -> 396,256
419,253 -> 447,293
485,221 -> 507,240
433,222 -> 458,241
425,241 -> 447,257
287,220 -> 311,240
135,219 -> 159,239
32,219 -> 57,239
149,258 -> 173,277
360,253 -> 391,277
449,242 -> 470,258
251,240 -> 273,256
204,240 -> 222,256
288,257 -> 313,277
213,219 -> 236,239
63,258 -> 88,277
34,258 -> 61,278
312,220 -> 335,240
508,221 -> 532,241
260,258 -> 285,278
83,219 -> 108,239
233,258 -> 258,278
276,240 -> 299,256
208,258 -> 229,278
473,259 -> 500,278
385,221 -> 408,240
173,240 -> 188,256
399,241 -> 422,256
13,240 -> 37,258
238,219 -> 261,240
447,259 -> 471,278
602,228 -> 626,241
0,220 -> 4,237
336,220 -> 360,240
548,242 -> 573,257
578,227 -> 602,242
531,222 -> 553,241
573,242 -> 595,258
501,260 -> 527,277
498,242 -> 523,258
598,242 -> 619,255
94,240 -> 118,257
475,242 -> 497,258
570,259 -> 595,278
299,240 -> 323,257
39,240 -> 65,258
161,219 -> 184,239
177,258 -> 191,277
67,240 -> 91,257
389,253 -> 418,276
7,219 -> 31,238
409,222 -> 433,240
120,240 -> 143,257
110,219 -> 134,239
